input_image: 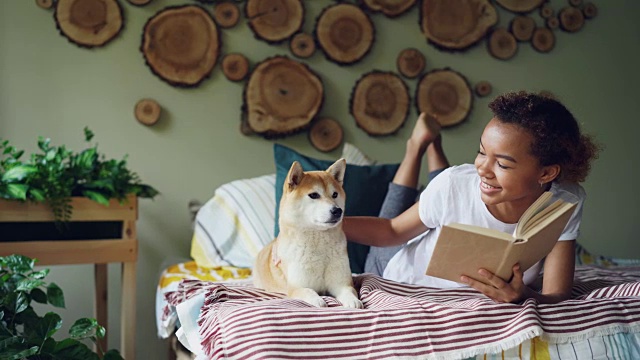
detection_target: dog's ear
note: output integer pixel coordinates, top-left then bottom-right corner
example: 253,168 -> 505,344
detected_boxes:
326,158 -> 346,185
286,161 -> 304,190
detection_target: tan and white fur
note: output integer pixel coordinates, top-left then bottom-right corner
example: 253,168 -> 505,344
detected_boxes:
253,159 -> 363,309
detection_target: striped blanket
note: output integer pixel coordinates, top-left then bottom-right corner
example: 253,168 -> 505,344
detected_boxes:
165,265 -> 640,359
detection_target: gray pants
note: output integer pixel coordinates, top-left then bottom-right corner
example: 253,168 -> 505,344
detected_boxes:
363,169 -> 445,276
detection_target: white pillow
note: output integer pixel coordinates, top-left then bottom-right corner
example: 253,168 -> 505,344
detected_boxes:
189,143 -> 375,268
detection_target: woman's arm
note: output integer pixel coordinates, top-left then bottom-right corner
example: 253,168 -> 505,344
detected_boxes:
461,240 -> 576,304
344,203 -> 428,247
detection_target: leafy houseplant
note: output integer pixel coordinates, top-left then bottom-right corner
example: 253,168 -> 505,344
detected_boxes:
0,128 -> 158,224
0,254 -> 123,359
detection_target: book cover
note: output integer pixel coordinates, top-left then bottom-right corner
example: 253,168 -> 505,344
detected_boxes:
425,192 -> 577,284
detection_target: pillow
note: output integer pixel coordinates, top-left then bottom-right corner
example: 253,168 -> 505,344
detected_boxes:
274,144 -> 400,273
190,174 -> 276,268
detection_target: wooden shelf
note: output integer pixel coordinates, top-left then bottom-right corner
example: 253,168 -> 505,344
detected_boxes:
0,195 -> 138,360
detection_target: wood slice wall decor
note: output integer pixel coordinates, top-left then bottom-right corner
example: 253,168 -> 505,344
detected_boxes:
360,0 -> 416,18
290,32 -> 316,58
495,0 -> 545,13
396,48 -> 425,79
54,0 -> 124,48
222,53 -> 250,82
583,3 -> 598,19
474,81 -> 492,97
420,0 -> 498,51
531,27 -> 555,53
245,0 -> 304,44
488,28 -> 518,60
141,5 -> 220,88
315,3 -> 375,66
309,117 -> 343,152
510,16 -> 536,42
559,6 -> 585,32
214,2 -> 241,29
415,69 -> 472,128
135,98 -> 161,126
127,0 -> 152,6
350,71 -> 410,136
244,56 -> 324,138
36,0 -> 54,10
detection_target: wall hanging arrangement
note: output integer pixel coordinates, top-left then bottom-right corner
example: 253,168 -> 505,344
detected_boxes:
289,32 -> 316,59
141,5 -> 220,87
245,0 -> 304,44
396,48 -> 426,79
221,53 -> 250,82
243,56 -> 324,138
415,69 -> 472,128
54,0 -> 124,48
315,3 -> 375,66
214,1 -> 241,28
350,71 -> 410,136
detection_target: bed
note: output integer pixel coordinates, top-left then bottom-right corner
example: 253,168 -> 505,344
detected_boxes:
156,143 -> 640,360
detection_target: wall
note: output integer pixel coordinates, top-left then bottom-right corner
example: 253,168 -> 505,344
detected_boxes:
1,0 -> 639,358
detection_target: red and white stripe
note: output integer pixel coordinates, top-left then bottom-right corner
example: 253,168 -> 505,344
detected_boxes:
166,265 -> 640,359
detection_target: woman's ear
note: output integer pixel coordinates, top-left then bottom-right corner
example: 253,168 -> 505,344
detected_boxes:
539,164 -> 561,184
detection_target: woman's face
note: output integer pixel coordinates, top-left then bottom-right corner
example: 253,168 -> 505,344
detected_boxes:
474,118 -> 548,213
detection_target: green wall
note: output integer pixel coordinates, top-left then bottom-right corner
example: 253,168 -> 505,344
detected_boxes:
1,0 -> 639,358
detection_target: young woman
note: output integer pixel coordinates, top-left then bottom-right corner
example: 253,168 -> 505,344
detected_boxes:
346,91 -> 601,304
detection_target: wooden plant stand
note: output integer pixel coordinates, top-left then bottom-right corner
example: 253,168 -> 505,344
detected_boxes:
0,196 -> 138,360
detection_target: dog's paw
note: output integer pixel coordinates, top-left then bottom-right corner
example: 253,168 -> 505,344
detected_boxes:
292,288 -> 327,308
337,294 -> 364,309
305,295 -> 328,308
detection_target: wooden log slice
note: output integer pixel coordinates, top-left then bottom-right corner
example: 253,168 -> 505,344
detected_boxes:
36,0 -> 54,9
127,0 -> 152,6
141,5 -> 220,88
350,71 -> 410,136
309,118 -> 343,152
396,48 -> 426,79
546,16 -> 560,30
569,0 -> 583,7
474,81 -> 492,97
244,56 -> 323,137
540,4 -> 554,18
510,16 -> 536,42
135,99 -> 161,126
559,6 -> 585,32
495,0 -> 545,13
531,27 -> 555,53
420,0 -> 498,51
415,69 -> 472,128
55,0 -> 124,48
488,28 -> 518,60
222,53 -> 250,82
290,32 -> 316,58
359,0 -> 416,18
245,0 -> 304,44
583,3 -> 598,19
315,3 -> 375,65
214,2 -> 240,29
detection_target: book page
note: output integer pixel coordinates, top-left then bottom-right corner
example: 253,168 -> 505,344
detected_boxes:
514,191 -> 553,238
519,199 -> 564,235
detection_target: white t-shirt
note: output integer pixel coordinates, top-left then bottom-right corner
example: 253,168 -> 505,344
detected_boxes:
383,164 -> 586,288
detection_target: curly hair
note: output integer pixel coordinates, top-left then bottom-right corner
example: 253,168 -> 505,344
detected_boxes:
488,91 -> 602,183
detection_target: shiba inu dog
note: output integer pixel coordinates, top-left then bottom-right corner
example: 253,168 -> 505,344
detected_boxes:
253,159 -> 363,309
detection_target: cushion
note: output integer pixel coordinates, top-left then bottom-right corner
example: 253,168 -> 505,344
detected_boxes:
274,143 -> 400,273
190,174 -> 276,268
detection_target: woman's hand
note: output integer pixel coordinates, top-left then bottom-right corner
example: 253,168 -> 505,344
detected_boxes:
460,264 -> 529,303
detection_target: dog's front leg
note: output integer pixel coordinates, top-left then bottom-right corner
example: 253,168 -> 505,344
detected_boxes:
328,284 -> 363,309
288,287 -> 327,307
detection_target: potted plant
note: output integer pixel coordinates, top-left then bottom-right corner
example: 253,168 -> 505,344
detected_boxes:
0,254 -> 123,359
0,127 -> 158,227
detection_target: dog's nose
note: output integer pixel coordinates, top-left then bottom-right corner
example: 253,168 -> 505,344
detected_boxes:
330,207 -> 343,217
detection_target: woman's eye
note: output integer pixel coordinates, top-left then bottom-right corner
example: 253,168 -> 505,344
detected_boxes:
497,163 -> 509,170
332,192 -> 338,198
308,193 -> 320,199
477,150 -> 485,156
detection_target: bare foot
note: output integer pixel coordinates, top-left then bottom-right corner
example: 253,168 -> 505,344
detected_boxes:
410,112 -> 441,152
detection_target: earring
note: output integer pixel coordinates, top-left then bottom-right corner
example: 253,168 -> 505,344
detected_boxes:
539,181 -> 546,189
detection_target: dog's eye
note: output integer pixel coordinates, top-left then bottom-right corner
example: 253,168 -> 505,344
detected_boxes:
332,192 -> 338,199
308,192 -> 320,199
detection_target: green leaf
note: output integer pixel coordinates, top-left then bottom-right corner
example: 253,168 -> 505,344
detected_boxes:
16,278 -> 44,292
69,318 -> 100,340
30,288 -> 48,304
29,188 -> 46,202
38,312 -> 63,339
102,349 -> 124,360
30,269 -> 50,280
0,345 -> 39,360
14,293 -> 28,314
1,255 -> 35,272
82,190 -> 109,206
84,127 -> 94,142
4,184 -> 28,200
46,283 -> 65,308
52,339 -> 99,360
1,165 -> 36,182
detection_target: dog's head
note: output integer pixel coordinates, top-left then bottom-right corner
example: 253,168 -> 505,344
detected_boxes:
279,159 -> 347,231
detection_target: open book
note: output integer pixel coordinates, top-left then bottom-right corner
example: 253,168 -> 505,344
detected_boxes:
425,191 -> 577,284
